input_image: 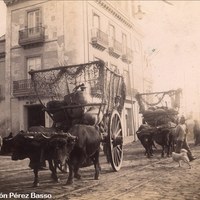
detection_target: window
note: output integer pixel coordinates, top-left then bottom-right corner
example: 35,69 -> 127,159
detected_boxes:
109,24 -> 115,39
27,56 -> 41,78
27,9 -> 40,36
134,39 -> 140,52
92,13 -> 100,39
122,33 -> 127,54
93,13 -> 100,29
109,25 -> 115,47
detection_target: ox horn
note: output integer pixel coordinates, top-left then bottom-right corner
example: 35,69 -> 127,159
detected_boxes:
66,132 -> 77,140
24,135 -> 34,139
41,133 -> 51,139
5,138 -> 13,141
66,132 -> 73,137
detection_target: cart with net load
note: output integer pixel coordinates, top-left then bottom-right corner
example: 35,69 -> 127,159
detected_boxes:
29,60 -> 126,171
135,89 -> 182,157
135,88 -> 182,126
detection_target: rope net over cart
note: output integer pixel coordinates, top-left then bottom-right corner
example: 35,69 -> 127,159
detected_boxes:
29,61 -> 126,129
135,89 -> 182,126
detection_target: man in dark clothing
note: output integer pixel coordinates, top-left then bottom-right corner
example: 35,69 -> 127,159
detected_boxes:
193,120 -> 200,146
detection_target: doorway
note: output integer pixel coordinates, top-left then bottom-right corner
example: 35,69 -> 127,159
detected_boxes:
27,105 -> 45,129
125,108 -> 133,136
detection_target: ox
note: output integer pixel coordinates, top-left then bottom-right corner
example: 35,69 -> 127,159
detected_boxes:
0,133 -> 13,155
64,124 -> 101,185
136,124 -> 157,158
1,130 -> 77,187
153,125 -> 176,157
136,123 -> 176,158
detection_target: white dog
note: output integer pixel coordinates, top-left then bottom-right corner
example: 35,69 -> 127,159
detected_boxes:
172,149 -> 191,169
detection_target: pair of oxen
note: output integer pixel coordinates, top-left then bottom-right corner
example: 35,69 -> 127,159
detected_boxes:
0,124 -> 101,187
136,122 -> 177,158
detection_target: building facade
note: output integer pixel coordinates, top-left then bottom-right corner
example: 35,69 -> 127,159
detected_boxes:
2,0 -> 153,139
0,35 -> 6,135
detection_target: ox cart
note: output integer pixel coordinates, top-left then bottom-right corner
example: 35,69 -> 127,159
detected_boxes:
136,88 -> 182,125
135,89 -> 182,157
29,60 -> 126,172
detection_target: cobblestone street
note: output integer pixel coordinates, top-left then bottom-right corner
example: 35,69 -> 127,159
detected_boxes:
1,1 -> 200,200
0,140 -> 200,200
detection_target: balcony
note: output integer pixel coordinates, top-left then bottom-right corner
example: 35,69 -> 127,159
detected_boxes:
13,79 -> 35,97
0,52 -> 5,59
108,39 -> 122,58
91,28 -> 108,51
0,36 -> 5,58
122,47 -> 133,64
18,26 -> 45,47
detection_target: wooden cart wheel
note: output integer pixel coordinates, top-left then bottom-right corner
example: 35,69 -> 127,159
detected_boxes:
108,109 -> 123,171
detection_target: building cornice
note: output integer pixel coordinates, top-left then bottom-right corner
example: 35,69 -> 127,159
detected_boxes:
3,0 -> 23,6
95,0 -> 133,29
0,35 -> 5,41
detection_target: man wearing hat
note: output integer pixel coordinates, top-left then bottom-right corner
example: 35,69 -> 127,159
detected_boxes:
175,116 -> 196,161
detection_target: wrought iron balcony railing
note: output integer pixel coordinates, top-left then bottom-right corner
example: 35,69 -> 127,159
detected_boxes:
122,47 -> 133,64
13,79 -> 34,97
108,38 -> 122,58
18,26 -> 45,47
0,38 -> 5,58
91,28 -> 108,51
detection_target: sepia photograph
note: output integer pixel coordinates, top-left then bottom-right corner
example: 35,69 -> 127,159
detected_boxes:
0,0 -> 200,199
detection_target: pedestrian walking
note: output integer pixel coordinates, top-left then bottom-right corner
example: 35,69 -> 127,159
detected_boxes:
193,120 -> 200,146
175,116 -> 196,161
